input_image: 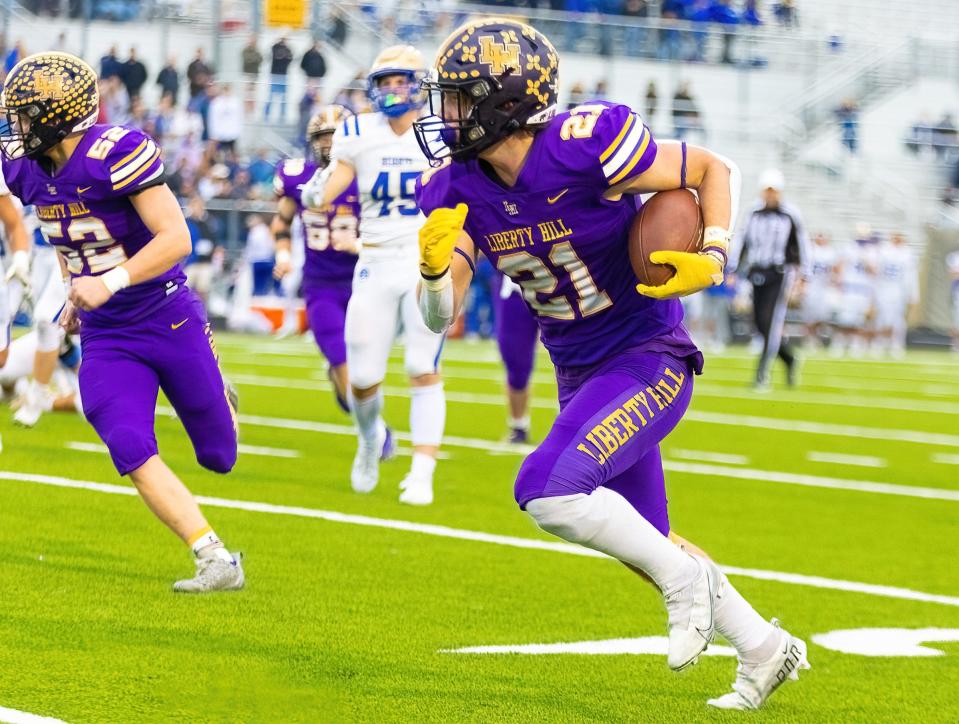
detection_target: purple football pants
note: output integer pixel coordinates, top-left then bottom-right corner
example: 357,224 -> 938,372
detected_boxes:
304,282 -> 351,368
78,290 -> 238,476
495,289 -> 538,391
513,349 -> 694,536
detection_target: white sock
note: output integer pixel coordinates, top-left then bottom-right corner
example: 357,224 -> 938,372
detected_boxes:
509,414 -> 531,431
714,578 -> 778,657
352,389 -> 383,447
189,527 -> 232,563
410,451 -> 436,480
409,382 -> 445,447
526,488 -> 698,595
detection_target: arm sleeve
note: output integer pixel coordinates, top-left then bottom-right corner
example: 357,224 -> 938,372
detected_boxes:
790,205 -> 812,275
418,275 -> 455,334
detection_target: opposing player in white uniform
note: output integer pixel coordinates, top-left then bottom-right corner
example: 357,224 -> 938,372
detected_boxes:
833,234 -> 877,356
800,233 -> 839,346
0,165 -> 30,368
13,201 -> 69,426
1,330 -> 81,415
873,233 -> 918,357
302,46 -> 445,505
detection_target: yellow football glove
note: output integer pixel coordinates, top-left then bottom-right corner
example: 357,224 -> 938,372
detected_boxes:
419,203 -> 468,279
636,227 -> 729,300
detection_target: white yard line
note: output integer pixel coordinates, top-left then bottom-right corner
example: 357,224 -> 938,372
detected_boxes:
66,441 -> 301,460
0,706 -> 69,724
661,460 -> 958,502
932,454 -> 959,466
806,452 -> 887,468
666,449 -> 749,466
1,469 -> 957,609
154,407 -> 959,503
226,374 -> 959,449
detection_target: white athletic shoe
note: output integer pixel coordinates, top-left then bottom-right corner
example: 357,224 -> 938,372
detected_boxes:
707,621 -> 811,710
398,474 -> 434,506
665,555 -> 720,671
351,422 -> 386,494
173,551 -> 245,593
13,380 -> 52,428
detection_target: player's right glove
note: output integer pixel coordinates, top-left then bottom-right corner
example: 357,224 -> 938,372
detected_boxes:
419,203 -> 468,280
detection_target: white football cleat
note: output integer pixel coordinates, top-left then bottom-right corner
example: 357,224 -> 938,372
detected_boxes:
351,422 -> 386,494
707,621 -> 810,710
398,474 -> 433,506
13,380 -> 52,428
173,551 -> 245,593
665,554 -> 720,671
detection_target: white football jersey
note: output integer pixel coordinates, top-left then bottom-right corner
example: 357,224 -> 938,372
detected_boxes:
805,244 -> 838,288
331,112 -> 428,254
838,242 -> 877,295
875,242 -> 918,302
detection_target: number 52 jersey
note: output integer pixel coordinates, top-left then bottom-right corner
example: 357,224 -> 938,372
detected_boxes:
416,101 -> 701,370
2,124 -> 183,327
331,112 -> 428,255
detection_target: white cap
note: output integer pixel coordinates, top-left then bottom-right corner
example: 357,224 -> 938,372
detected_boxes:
758,168 -> 785,191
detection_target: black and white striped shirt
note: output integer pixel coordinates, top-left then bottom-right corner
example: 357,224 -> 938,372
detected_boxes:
732,200 -> 810,273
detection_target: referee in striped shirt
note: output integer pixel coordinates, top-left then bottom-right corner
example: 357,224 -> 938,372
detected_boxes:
731,169 -> 810,390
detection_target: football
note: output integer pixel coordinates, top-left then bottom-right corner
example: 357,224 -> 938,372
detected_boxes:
629,189 -> 705,287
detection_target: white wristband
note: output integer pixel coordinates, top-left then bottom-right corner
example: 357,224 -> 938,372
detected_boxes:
100,266 -> 131,294
275,248 -> 292,266
421,268 -> 452,292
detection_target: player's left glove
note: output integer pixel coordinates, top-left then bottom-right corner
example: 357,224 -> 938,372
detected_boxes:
419,203 -> 468,280
636,227 -> 730,300
5,249 -> 30,286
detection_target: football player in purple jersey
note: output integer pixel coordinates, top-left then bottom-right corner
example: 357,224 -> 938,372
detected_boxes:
272,104 -> 360,414
0,52 -> 243,593
414,19 -> 809,710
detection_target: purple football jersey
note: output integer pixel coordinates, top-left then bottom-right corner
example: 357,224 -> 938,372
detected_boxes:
274,158 -> 358,286
2,124 -> 183,327
416,101 -> 700,370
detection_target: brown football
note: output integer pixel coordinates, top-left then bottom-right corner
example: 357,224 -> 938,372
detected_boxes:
629,189 -> 704,287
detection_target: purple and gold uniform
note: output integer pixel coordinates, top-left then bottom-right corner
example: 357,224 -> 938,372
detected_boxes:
417,102 -> 700,533
2,124 -> 237,476
274,157 -> 358,366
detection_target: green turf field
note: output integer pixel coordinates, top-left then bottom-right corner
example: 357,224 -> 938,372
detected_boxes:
1,335 -> 957,723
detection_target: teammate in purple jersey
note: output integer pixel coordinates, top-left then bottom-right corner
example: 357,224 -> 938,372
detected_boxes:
0,52 -> 243,593
414,19 -> 808,710
273,104 -> 359,413
493,272 -> 539,444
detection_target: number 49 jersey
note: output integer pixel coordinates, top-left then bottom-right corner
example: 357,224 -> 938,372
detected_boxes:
417,101 -> 701,370
274,158 -> 359,287
2,124 -> 182,327
330,112 -> 428,254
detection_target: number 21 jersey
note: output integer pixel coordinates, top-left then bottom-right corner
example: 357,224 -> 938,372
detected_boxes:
2,124 -> 182,327
417,102 -> 701,370
330,112 -> 428,254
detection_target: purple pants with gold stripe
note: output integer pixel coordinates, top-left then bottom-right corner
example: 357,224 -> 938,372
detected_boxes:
513,349 -> 695,535
78,289 -> 238,476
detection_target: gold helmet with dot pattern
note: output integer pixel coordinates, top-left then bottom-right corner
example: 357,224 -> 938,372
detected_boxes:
306,104 -> 352,166
0,52 -> 100,160
414,18 -> 559,165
